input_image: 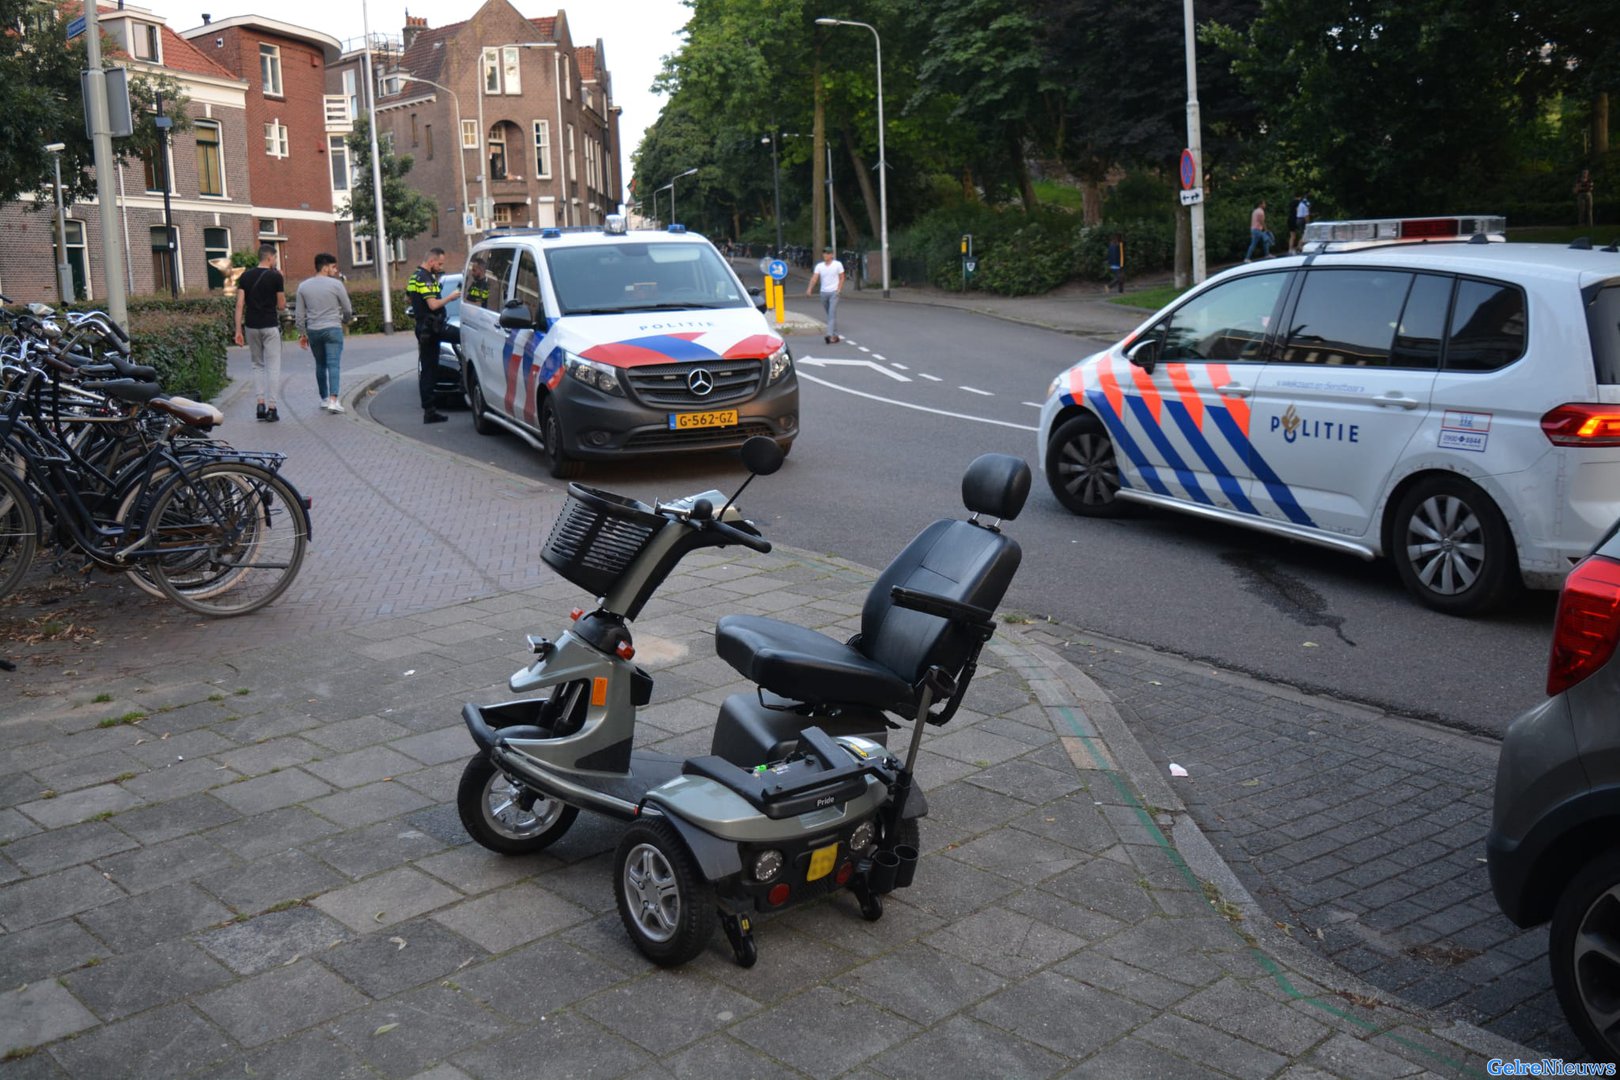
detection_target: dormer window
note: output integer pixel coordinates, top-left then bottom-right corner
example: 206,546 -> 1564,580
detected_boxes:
129,21 -> 160,61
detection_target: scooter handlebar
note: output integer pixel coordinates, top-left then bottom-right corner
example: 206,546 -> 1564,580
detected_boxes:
702,516 -> 772,554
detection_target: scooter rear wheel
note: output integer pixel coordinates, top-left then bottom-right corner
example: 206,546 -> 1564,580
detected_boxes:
614,817 -> 717,967
457,755 -> 578,856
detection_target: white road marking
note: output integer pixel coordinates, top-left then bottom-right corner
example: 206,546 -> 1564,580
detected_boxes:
797,355 -> 912,382
1022,401 -> 1043,408
858,346 -> 870,353
874,354 -> 887,361
798,373 -> 1038,431
959,386 -> 993,397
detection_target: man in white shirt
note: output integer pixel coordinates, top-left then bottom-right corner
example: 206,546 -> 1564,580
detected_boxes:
806,248 -> 845,344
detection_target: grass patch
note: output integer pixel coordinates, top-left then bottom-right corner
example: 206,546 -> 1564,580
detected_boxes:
1111,282 -> 1185,311
1508,224 -> 1620,245
114,772 -> 137,783
92,692 -> 113,704
1001,611 -> 1033,625
1202,880 -> 1245,923
208,693 -> 225,702
233,688 -> 250,696
88,811 -> 115,822
97,711 -> 147,729
2,1047 -> 39,1063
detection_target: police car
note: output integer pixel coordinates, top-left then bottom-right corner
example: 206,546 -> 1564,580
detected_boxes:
457,217 -> 797,478
1038,216 -> 1620,614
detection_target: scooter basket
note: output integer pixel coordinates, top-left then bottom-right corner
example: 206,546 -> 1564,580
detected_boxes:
542,483 -> 665,596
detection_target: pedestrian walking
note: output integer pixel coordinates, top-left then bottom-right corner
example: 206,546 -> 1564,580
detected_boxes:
1106,233 -> 1125,294
233,244 -> 286,422
807,248 -> 845,344
1288,193 -> 1311,253
406,247 -> 461,425
1244,200 -> 1273,262
1576,168 -> 1595,227
295,252 -> 353,414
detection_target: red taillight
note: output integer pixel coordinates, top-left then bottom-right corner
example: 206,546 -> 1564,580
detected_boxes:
1548,555 -> 1620,695
1541,404 -> 1620,447
1398,218 -> 1457,239
615,641 -> 635,660
834,861 -> 854,886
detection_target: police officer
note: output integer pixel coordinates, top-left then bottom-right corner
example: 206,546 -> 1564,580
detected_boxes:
465,256 -> 491,309
407,247 -> 461,424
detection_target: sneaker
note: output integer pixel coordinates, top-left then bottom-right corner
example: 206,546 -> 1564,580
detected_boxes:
265,406 -> 279,422
830,335 -> 841,344
328,399 -> 345,414
424,411 -> 448,424
256,402 -> 268,420
824,335 -> 833,344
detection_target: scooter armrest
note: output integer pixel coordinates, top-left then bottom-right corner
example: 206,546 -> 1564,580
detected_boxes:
890,587 -> 996,638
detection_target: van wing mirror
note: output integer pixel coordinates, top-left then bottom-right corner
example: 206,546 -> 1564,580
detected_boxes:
750,288 -> 767,311
498,299 -> 535,330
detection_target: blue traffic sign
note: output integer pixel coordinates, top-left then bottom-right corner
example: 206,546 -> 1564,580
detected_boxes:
66,14 -> 86,38
768,259 -> 788,281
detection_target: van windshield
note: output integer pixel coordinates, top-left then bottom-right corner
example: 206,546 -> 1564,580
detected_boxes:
545,242 -> 749,315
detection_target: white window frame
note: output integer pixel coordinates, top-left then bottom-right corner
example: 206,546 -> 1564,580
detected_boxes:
259,43 -> 283,97
483,48 -> 500,94
503,47 -> 521,94
352,233 -> 374,266
195,119 -> 225,197
532,120 -> 551,179
563,55 -> 571,100
343,69 -> 359,120
492,204 -> 512,226
566,124 -> 576,183
130,20 -> 161,62
264,120 -> 289,158
329,135 -> 350,192
461,119 -> 478,149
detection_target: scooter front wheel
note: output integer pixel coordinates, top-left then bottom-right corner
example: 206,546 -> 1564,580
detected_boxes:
614,817 -> 717,967
457,755 -> 578,856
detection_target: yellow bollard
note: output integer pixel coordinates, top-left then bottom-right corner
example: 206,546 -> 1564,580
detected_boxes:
774,278 -> 785,326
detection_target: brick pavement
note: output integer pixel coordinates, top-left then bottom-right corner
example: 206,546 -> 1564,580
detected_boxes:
0,334 -> 1548,1076
1058,631 -> 1579,1060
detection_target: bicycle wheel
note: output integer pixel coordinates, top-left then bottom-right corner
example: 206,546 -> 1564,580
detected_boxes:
117,460 -> 252,600
0,466 -> 39,600
141,462 -> 307,616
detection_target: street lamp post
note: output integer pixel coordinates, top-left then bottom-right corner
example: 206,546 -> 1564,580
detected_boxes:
815,18 -> 888,297
669,167 -> 697,226
653,182 -> 672,227
761,134 -> 783,255
44,143 -> 72,303
360,0 -> 393,332
393,73 -> 470,238
1182,0 -> 1207,284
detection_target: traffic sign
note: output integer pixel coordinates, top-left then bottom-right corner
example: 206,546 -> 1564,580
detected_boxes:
1179,188 -> 1204,207
1179,149 -> 1197,191
768,259 -> 788,282
66,15 -> 85,38
963,259 -> 978,273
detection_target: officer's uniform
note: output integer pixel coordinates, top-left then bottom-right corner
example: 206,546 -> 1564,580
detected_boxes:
465,275 -> 490,308
407,265 -> 460,414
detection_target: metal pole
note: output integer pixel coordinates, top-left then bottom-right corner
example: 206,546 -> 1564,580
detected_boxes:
1182,0 -> 1207,285
476,55 -> 486,228
361,0 -> 393,332
82,2 -> 128,327
767,134 -> 782,255
872,25 -> 888,298
826,142 -> 836,254
49,150 -> 72,302
156,94 -> 177,298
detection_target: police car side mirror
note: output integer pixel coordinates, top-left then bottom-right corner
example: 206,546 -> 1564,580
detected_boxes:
498,299 -> 535,330
1126,336 -> 1160,374
750,288 -> 767,311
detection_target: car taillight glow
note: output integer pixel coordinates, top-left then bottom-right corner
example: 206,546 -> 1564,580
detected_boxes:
1541,404 -> 1620,447
1547,555 -> 1620,696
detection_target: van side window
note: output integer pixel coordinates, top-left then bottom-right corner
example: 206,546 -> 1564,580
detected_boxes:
1589,285 -> 1620,386
514,251 -> 542,316
1388,272 -> 1452,370
478,247 -> 516,307
1156,272 -> 1287,363
1446,279 -> 1526,372
1279,269 -> 1412,368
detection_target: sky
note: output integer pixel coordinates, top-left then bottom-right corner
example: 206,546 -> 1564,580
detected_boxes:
141,0 -> 689,175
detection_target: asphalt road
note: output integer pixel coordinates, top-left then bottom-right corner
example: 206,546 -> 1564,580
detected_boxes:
370,294 -> 1558,736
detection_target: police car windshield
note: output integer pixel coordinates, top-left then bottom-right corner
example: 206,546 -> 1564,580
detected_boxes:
545,242 -> 747,316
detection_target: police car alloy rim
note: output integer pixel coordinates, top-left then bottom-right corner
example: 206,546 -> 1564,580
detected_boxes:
1403,492 -> 1487,596
1051,416 -> 1121,509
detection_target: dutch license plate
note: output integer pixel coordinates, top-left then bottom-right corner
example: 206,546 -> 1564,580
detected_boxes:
807,842 -> 839,882
668,409 -> 738,431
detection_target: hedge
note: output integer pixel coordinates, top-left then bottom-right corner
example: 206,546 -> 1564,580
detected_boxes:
63,293 -> 232,401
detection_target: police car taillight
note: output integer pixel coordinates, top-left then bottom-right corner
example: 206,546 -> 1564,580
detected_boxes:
1302,216 -> 1506,246
1547,555 -> 1620,696
1540,404 -> 1620,447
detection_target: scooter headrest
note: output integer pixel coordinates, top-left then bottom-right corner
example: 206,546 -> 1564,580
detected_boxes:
962,453 -> 1030,522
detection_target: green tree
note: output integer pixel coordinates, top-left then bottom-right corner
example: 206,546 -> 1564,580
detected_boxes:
2,0 -> 190,208
342,116 -> 435,246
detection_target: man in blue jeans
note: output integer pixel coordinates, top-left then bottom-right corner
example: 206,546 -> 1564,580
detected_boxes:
1244,199 -> 1273,262
295,253 -> 354,413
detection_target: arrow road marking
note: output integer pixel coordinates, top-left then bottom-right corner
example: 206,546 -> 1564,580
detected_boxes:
796,355 -> 912,382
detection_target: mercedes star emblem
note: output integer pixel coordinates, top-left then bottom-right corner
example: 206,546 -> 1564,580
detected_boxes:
687,368 -> 715,396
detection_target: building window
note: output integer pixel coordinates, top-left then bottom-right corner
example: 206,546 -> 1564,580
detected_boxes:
60,219 -> 88,299
461,119 -> 478,149
380,131 -> 394,154
381,73 -> 404,96
431,212 -> 439,238
329,135 -> 350,191
343,69 -> 359,120
425,124 -> 433,160
264,121 -> 289,158
503,47 -> 521,94
150,225 -> 177,293
533,120 -> 550,179
352,233 -> 374,266
566,124 -> 575,183
195,121 -> 223,196
492,204 -> 512,226
259,218 -> 279,237
204,226 -> 230,289
410,113 -> 419,147
563,54 -> 571,100
141,143 -> 168,193
483,48 -> 500,94
259,43 -> 283,96
488,125 -> 507,180
130,21 -> 160,61
483,46 -> 522,94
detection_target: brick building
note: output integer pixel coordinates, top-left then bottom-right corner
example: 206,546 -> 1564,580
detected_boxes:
0,5 -> 256,302
326,0 -> 624,274
180,16 -> 343,284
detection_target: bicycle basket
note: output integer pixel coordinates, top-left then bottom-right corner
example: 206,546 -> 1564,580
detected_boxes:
541,484 -> 665,596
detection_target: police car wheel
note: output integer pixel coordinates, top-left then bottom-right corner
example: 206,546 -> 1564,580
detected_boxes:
1390,475 -> 1518,615
1046,414 -> 1125,517
468,370 -> 496,436
1548,846 -> 1620,1062
539,396 -> 583,480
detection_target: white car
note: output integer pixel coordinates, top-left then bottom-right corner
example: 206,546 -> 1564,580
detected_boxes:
1038,216 -> 1620,614
457,218 -> 797,479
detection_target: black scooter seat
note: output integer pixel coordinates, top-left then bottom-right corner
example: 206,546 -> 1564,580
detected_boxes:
715,615 -> 912,711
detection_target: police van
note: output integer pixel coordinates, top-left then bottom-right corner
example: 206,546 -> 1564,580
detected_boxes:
458,217 -> 797,478
1037,216 -> 1620,614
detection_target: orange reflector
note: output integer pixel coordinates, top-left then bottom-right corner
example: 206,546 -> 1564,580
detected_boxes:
570,608 -> 584,621
591,677 -> 608,706
767,883 -> 790,906
835,861 -> 854,885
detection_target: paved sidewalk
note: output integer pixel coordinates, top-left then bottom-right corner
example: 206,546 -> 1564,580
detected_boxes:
0,339 -> 1545,1077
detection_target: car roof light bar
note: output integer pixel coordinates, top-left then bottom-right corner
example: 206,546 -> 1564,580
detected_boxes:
1302,215 -> 1506,250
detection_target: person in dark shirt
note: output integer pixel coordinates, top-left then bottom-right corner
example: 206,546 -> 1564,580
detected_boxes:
1106,233 -> 1125,294
234,244 -> 286,421
406,247 -> 461,424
